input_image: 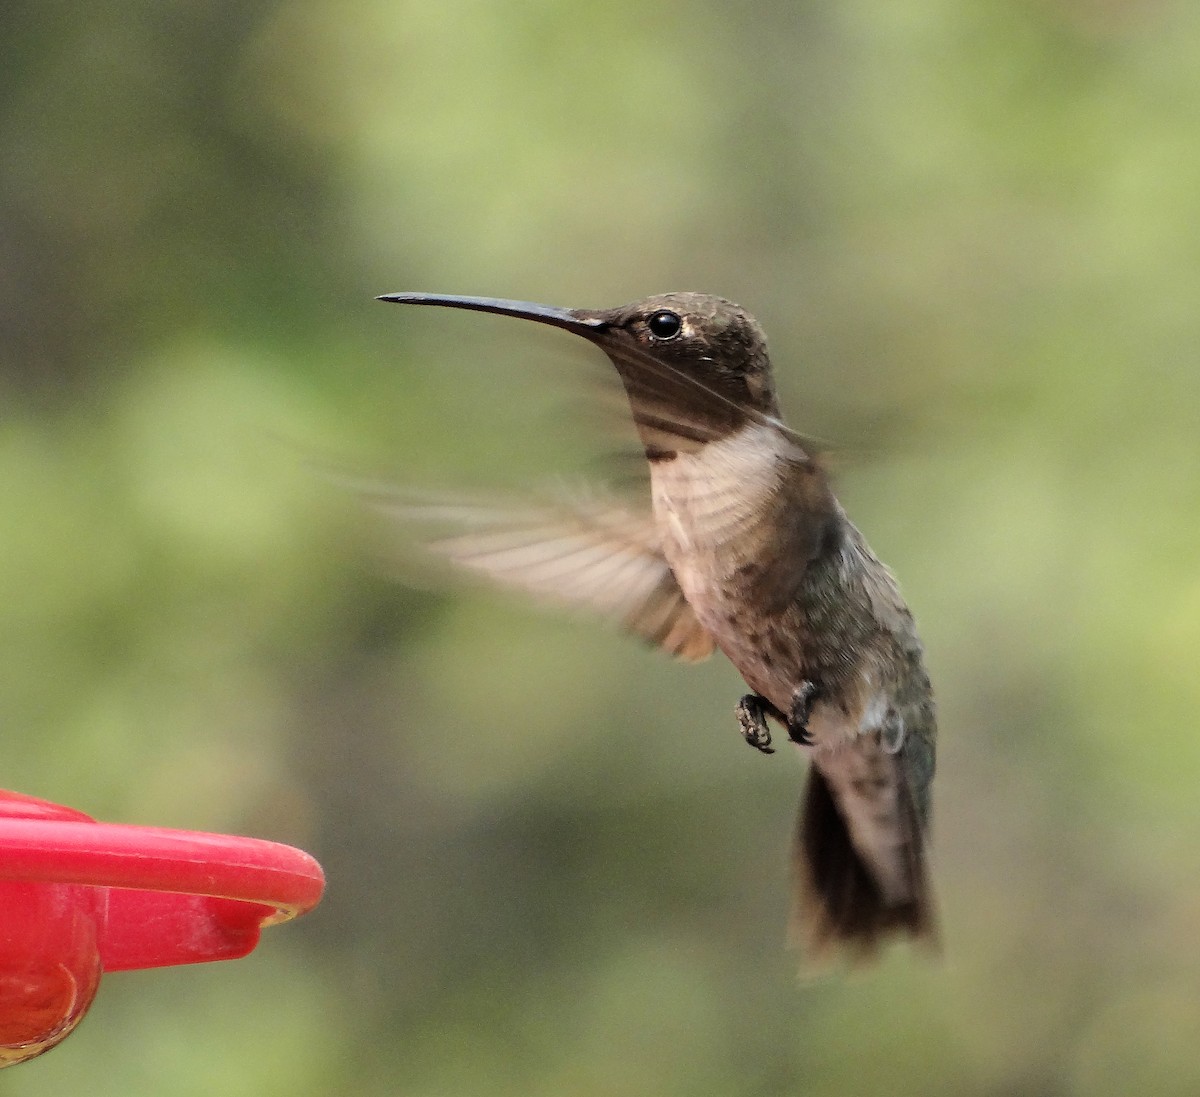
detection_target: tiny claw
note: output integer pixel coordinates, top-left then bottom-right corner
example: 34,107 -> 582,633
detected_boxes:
736,695 -> 776,755
788,725 -> 814,747
787,680 -> 820,747
748,732 -> 775,755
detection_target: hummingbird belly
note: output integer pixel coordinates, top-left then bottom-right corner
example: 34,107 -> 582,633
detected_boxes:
648,427 -> 821,715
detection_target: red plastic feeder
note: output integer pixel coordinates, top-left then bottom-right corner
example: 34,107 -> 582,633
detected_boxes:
0,789 -> 324,1066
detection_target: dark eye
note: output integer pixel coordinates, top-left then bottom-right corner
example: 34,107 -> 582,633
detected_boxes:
647,310 -> 682,340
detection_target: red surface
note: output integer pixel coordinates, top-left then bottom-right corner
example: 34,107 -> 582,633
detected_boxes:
0,790 -> 325,1065
0,880 -> 103,1065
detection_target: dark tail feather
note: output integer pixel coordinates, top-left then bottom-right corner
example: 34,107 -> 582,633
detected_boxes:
789,767 -> 938,969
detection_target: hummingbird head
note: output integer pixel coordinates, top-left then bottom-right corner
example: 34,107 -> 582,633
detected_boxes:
577,293 -> 778,419
378,290 -> 783,454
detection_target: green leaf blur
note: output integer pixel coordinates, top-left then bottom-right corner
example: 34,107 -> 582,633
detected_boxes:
4,1 -> 1200,1093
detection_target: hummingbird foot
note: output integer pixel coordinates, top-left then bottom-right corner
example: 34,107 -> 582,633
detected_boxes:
736,694 -> 778,754
786,680 -> 820,746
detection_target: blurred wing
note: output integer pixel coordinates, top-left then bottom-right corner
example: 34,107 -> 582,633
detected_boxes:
368,488 -> 716,662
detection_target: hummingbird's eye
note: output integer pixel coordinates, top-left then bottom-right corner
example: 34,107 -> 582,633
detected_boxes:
647,310 -> 682,340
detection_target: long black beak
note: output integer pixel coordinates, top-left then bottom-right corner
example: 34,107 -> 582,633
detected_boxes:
377,293 -> 607,338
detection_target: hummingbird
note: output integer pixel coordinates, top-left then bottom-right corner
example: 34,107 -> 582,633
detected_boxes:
376,290 -> 937,964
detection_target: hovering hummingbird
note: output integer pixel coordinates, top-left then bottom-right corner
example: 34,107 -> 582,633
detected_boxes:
376,291 -> 937,964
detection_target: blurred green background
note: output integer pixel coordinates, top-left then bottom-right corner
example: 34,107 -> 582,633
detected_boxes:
4,0 -> 1200,1093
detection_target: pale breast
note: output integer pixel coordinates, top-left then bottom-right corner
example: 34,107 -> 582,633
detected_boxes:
648,423 -> 806,688
649,421 -> 792,563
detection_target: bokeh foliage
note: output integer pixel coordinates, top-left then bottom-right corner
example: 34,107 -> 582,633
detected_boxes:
4,1 -> 1200,1093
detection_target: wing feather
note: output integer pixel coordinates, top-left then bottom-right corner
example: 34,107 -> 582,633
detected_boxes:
367,488 -> 716,662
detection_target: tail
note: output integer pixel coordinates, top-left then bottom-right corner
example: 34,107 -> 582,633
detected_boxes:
789,766 -> 937,969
